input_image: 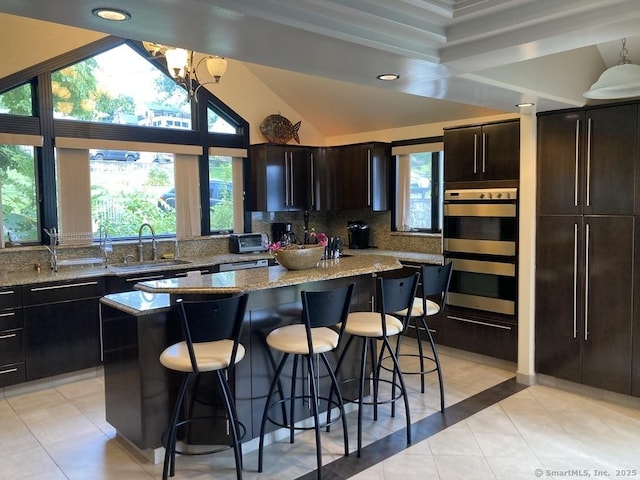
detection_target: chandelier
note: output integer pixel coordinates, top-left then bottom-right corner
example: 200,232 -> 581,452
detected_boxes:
142,42 -> 228,101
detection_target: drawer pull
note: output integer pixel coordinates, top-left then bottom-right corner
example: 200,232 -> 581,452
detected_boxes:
0,290 -> 15,295
125,275 -> 164,282
30,281 -> 99,292
0,367 -> 18,375
447,315 -> 512,330
0,312 -> 16,317
0,333 -> 17,339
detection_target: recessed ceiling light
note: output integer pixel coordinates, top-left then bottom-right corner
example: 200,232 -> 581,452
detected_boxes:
92,8 -> 131,21
516,102 -> 535,108
377,74 -> 400,81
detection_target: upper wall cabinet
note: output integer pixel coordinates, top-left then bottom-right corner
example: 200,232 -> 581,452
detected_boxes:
248,144 -> 315,212
318,142 -> 390,211
538,104 -> 638,216
444,120 -> 520,184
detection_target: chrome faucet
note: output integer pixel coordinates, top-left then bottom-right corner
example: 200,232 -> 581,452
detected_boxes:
98,225 -> 111,266
137,223 -> 157,262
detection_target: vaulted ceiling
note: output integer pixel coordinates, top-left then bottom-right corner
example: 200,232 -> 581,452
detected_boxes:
1,0 -> 640,136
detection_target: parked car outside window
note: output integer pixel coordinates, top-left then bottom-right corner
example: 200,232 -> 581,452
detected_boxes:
158,180 -> 232,210
90,149 -> 140,162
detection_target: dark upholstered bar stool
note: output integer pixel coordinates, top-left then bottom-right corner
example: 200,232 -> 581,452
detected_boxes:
335,272 -> 419,456
258,283 -> 355,480
159,293 -> 249,480
393,262 -> 452,412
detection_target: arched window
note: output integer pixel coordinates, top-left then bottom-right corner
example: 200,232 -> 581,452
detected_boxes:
0,37 -> 249,244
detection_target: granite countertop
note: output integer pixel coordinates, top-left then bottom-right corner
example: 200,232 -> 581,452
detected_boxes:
133,254 -> 402,295
0,249 -> 441,288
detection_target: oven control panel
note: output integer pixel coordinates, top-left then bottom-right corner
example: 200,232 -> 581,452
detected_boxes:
444,188 -> 517,201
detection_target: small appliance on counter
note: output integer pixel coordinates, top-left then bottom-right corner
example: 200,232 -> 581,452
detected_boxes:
229,233 -> 268,253
347,220 -> 370,249
271,222 -> 296,244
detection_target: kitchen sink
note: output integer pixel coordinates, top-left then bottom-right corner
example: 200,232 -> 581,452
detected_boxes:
108,259 -> 192,273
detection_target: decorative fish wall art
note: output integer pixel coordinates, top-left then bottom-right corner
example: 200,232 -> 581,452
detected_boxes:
260,113 -> 301,144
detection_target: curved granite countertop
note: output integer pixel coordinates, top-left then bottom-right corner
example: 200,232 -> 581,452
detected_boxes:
0,249 -> 441,288
133,254 -> 402,295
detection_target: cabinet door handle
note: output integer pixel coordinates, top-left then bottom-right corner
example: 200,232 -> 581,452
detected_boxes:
584,222 -> 590,341
586,118 -> 592,207
574,119 -> 580,207
573,223 -> 578,339
0,312 -> 16,318
310,152 -> 315,208
0,367 -> 18,375
0,290 -> 15,295
284,152 -> 290,207
289,152 -> 294,205
367,149 -> 372,206
482,132 -> 487,173
30,281 -> 98,292
0,333 -> 17,339
473,133 -> 478,173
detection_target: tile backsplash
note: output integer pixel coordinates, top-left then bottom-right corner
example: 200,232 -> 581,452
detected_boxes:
0,210 -> 441,273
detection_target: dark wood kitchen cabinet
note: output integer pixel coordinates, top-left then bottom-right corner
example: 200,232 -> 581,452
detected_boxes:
536,215 -> 634,394
319,142 -> 390,211
23,278 -> 105,380
0,286 -> 25,387
248,143 -> 315,211
444,120 -> 519,184
537,104 -> 638,215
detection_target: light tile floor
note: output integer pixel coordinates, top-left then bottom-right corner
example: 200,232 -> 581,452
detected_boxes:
2,345 -> 640,479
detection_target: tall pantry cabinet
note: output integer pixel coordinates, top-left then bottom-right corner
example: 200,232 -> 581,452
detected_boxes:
536,103 -> 638,395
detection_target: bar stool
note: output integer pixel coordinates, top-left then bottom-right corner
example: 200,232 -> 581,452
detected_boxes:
393,262 -> 452,412
159,293 -> 249,480
335,272 -> 419,456
258,283 -> 355,479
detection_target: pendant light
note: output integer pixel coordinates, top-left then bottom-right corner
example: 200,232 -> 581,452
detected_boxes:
584,38 -> 640,99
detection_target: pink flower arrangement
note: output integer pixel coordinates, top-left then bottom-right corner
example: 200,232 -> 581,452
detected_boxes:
268,231 -> 328,253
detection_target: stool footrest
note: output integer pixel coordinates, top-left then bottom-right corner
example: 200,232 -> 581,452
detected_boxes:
264,395 -> 344,431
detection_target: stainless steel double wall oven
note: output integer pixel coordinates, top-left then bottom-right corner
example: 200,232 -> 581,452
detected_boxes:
443,187 -> 518,349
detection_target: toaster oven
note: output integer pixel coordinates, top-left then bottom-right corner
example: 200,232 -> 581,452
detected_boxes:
229,233 -> 268,253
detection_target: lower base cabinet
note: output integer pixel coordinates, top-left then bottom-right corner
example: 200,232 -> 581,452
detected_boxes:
23,278 -> 105,381
441,308 -> 517,362
0,286 -> 25,387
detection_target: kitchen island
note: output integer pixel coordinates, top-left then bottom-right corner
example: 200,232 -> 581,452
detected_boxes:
100,254 -> 402,462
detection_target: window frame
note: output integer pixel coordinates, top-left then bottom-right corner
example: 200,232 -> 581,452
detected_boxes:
0,36 -> 249,242
391,137 -> 443,234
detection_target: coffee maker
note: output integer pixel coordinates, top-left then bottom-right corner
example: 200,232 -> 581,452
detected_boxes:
271,222 -> 296,244
347,220 -> 369,249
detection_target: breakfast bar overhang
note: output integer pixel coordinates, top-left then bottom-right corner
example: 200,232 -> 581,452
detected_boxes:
99,254 -> 402,461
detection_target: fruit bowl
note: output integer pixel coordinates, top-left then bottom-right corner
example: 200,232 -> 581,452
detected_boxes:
273,245 -> 325,270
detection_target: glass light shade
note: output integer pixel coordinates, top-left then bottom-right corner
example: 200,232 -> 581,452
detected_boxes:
165,48 -> 189,79
584,63 -> 640,99
206,56 -> 228,82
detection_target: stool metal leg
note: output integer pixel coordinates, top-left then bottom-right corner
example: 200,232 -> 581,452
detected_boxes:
420,316 -> 445,412
258,352 -> 290,472
163,373 -> 191,480
216,369 -> 243,480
